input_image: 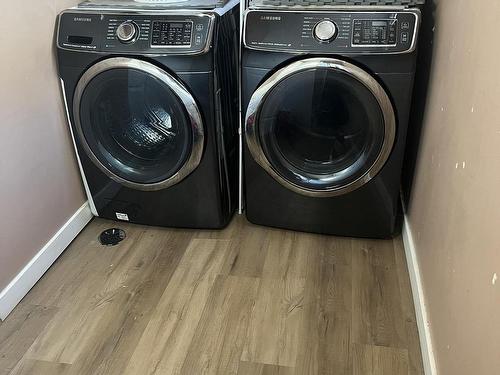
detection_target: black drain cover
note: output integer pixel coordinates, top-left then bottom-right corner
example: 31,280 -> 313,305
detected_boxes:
99,228 -> 126,246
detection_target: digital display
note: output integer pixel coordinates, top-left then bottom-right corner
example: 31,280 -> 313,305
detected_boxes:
151,21 -> 193,47
353,19 -> 398,46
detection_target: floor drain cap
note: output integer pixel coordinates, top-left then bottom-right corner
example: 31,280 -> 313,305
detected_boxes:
99,228 -> 126,246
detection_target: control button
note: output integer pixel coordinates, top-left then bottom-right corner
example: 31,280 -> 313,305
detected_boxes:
195,34 -> 202,45
401,21 -> 410,30
151,21 -> 193,47
116,21 -> 138,44
195,24 -> 204,31
389,31 -> 396,44
313,20 -> 338,43
401,32 -> 410,43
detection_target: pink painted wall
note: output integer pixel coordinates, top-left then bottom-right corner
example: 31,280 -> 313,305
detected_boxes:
0,0 -> 85,291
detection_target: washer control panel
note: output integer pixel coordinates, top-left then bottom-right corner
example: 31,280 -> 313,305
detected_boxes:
151,21 -> 193,47
57,11 -> 213,54
352,19 -> 398,46
244,10 -> 420,54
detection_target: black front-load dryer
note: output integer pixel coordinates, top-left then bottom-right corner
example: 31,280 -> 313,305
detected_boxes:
242,6 -> 422,238
57,0 -> 240,229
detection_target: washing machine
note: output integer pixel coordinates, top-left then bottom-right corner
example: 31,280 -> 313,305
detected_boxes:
242,1 -> 422,238
57,0 -> 240,229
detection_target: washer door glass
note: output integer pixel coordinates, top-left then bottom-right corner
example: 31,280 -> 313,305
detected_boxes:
75,59 -> 203,190
247,58 -> 395,196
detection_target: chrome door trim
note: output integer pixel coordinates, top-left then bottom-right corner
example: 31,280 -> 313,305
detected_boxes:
73,57 -> 204,191
245,57 -> 396,198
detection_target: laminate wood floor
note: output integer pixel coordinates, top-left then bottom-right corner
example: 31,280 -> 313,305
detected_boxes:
0,216 -> 424,375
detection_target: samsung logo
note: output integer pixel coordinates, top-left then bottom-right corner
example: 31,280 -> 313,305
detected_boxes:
260,16 -> 282,21
74,17 -> 92,22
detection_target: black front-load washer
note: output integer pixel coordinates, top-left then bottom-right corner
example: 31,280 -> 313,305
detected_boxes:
242,6 -> 422,238
57,0 -> 240,229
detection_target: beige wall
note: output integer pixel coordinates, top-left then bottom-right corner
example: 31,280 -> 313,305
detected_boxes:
0,0 -> 85,291
407,0 -> 500,374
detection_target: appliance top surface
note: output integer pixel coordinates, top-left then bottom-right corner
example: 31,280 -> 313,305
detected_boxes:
249,0 -> 425,8
78,0 -> 230,10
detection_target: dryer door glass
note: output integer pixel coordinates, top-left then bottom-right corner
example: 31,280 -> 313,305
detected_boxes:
246,58 -> 395,197
74,58 -> 204,191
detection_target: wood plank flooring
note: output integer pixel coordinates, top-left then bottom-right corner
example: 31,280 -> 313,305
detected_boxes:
0,216 -> 424,375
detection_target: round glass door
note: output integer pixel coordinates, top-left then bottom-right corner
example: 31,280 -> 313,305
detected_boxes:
245,58 -> 396,197
73,58 -> 204,191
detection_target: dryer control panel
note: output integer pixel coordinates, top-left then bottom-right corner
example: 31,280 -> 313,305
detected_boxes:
57,11 -> 214,55
244,9 -> 420,54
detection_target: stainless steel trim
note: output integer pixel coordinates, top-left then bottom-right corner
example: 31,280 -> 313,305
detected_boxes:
214,0 -> 240,16
70,7 -> 216,13
73,57 -> 204,192
56,10 -> 215,56
245,57 -> 396,198
73,2 -> 236,16
243,8 -> 421,55
60,78 -> 99,216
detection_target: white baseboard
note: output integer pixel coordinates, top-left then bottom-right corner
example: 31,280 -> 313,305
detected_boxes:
402,216 -> 438,375
0,202 -> 93,320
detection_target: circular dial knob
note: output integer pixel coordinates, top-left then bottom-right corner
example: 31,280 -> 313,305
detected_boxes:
116,21 -> 138,43
314,20 -> 337,43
